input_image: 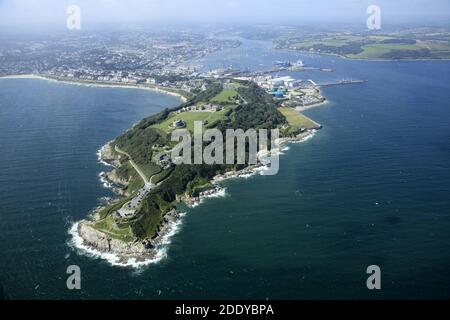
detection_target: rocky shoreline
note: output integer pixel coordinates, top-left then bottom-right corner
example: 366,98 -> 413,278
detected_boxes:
72,143 -> 186,266
181,185 -> 226,208
98,143 -> 131,196
72,128 -> 318,267
76,221 -> 154,262
213,164 -> 265,183
74,141 -> 264,265
75,208 -> 184,265
279,129 -> 318,144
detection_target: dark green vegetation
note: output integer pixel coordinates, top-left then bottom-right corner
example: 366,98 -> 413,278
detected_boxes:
151,166 -> 174,185
186,176 -> 213,197
93,80 -> 293,241
214,83 -> 286,131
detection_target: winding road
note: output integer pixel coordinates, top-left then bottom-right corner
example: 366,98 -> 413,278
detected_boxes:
114,145 -> 150,185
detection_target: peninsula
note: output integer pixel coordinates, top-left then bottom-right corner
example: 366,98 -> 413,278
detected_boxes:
74,77 -> 324,265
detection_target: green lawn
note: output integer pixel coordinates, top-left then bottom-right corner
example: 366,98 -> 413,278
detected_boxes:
152,109 -> 229,134
279,107 -> 320,132
211,89 -> 239,104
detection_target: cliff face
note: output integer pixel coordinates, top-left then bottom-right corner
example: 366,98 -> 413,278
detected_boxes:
100,144 -> 132,196
77,221 -> 153,258
101,144 -> 121,167
75,209 -> 184,262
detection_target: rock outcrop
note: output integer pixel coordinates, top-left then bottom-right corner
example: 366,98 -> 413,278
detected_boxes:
76,209 -> 183,263
77,221 -> 154,260
100,143 -> 121,167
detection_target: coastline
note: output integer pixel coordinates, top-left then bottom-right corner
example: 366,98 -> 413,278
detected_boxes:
70,126 -> 318,268
0,74 -> 188,103
69,142 -> 189,268
275,47 -> 450,62
0,73 -> 190,268
69,210 -> 186,268
11,70 -> 325,268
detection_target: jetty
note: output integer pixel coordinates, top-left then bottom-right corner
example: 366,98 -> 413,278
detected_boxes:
316,79 -> 367,87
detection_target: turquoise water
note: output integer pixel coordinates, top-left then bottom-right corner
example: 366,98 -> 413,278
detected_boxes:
0,49 -> 450,299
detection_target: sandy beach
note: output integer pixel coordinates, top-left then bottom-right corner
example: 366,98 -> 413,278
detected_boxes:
0,74 -> 188,103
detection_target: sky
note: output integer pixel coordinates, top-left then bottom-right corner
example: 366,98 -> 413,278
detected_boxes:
0,0 -> 449,29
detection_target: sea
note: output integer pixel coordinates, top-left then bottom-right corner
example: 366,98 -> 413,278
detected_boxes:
0,39 -> 449,299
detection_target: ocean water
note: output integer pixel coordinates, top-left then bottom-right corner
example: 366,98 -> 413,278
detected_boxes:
0,46 -> 450,299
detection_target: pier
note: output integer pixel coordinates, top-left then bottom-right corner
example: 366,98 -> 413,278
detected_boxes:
316,79 -> 368,87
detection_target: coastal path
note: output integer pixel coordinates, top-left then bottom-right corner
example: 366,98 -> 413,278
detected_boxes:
114,145 -> 149,185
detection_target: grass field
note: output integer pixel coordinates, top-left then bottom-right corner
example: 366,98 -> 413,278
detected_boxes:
125,174 -> 145,195
92,214 -> 134,242
211,89 -> 239,104
282,34 -> 450,59
348,42 -> 430,59
152,109 -> 229,134
279,107 -> 320,132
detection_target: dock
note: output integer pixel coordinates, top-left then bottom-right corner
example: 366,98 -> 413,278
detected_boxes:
316,79 -> 367,87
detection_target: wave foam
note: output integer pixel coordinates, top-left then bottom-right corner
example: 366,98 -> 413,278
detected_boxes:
68,213 -> 186,269
290,130 -> 317,144
97,145 -> 113,167
192,188 -> 227,207
70,130 -> 318,268
98,172 -> 114,189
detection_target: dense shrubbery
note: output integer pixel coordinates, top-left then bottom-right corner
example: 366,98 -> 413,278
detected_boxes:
381,38 -> 416,44
153,164 -> 223,202
132,164 -> 225,239
215,83 -> 286,131
382,48 -> 431,59
151,166 -> 175,184
191,82 -> 223,104
116,125 -> 167,171
132,194 -> 170,239
311,43 -> 365,55
186,176 -> 213,197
